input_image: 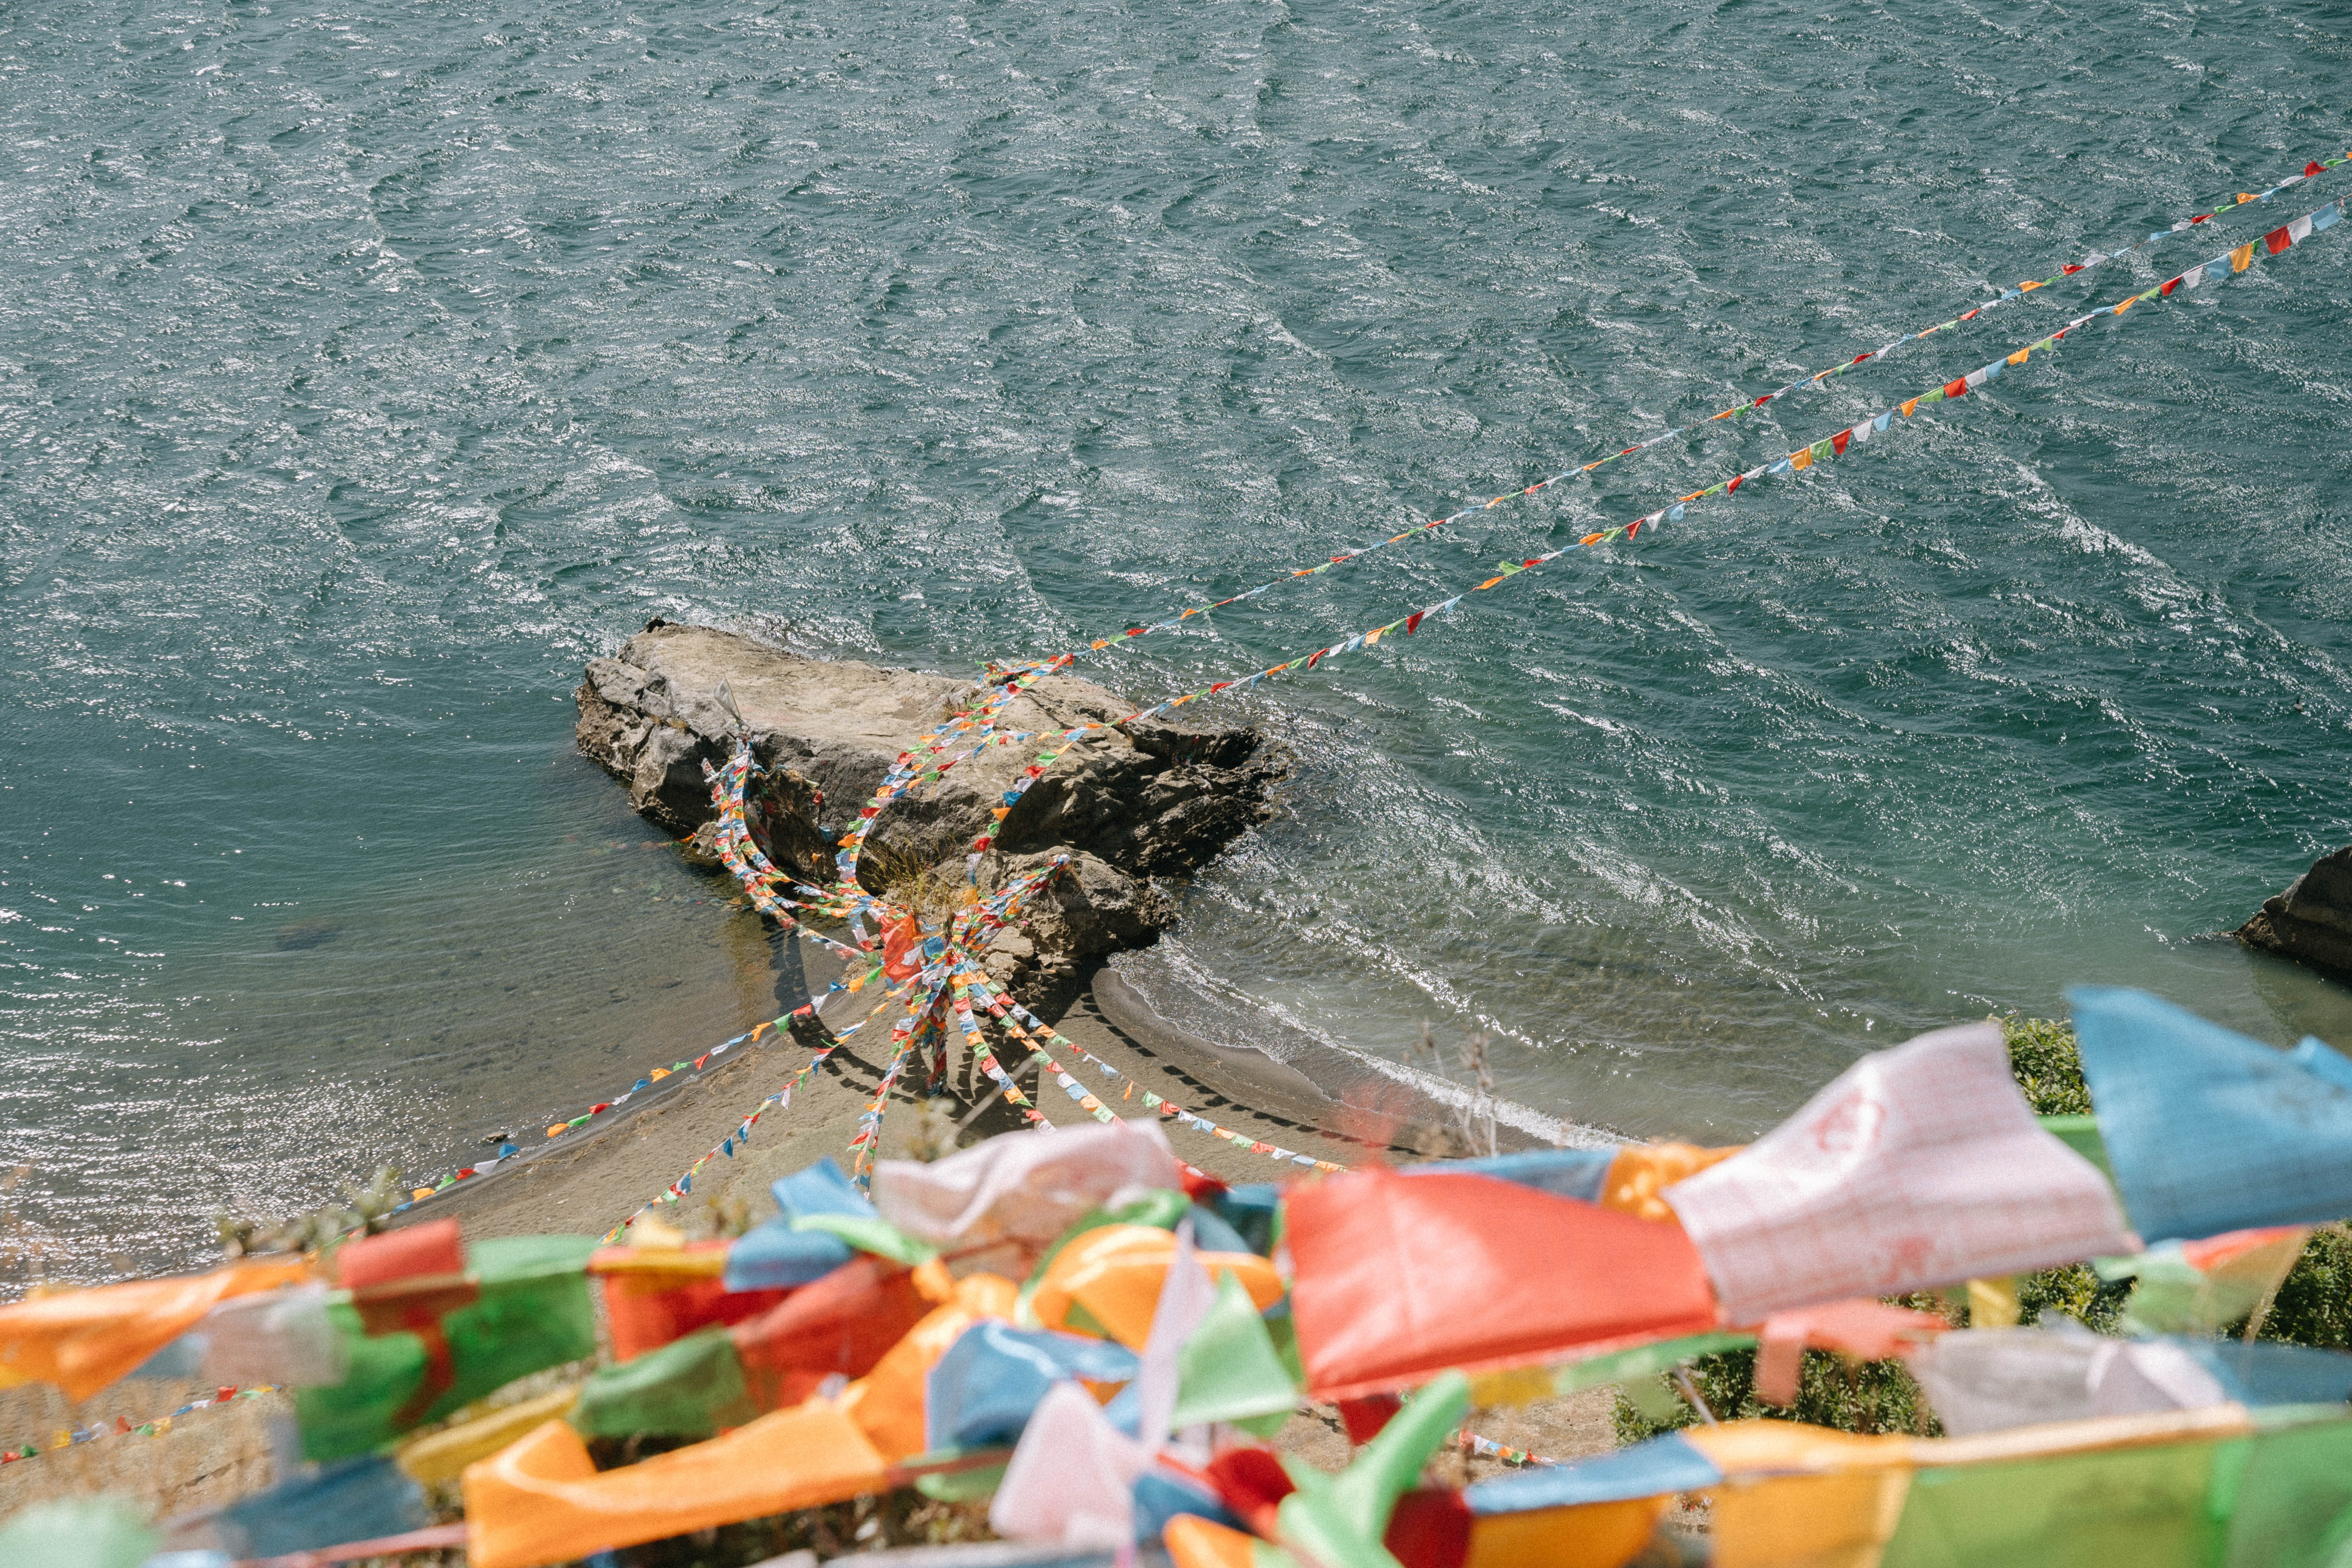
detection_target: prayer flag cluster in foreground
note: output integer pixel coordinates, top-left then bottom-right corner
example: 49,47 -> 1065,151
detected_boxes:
11,987 -> 2352,1566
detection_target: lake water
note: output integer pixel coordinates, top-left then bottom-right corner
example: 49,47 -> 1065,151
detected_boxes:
5,0 -> 2351,1283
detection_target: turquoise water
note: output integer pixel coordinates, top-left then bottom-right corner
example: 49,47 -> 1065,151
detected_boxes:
5,0 -> 2352,1280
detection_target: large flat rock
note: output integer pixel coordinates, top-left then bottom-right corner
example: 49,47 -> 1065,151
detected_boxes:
575,622 -> 1283,1007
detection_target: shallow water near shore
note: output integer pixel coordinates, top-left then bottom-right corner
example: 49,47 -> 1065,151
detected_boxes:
6,0 -> 2352,1281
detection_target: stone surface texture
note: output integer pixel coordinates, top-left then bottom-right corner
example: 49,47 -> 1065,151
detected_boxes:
2237,844 -> 2352,984
576,622 -> 1282,1007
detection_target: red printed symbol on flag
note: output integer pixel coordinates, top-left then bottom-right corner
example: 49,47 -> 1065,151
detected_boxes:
1814,1093 -> 1885,1157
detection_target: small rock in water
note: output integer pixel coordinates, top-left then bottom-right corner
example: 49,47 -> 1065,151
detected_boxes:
273,916 -> 341,951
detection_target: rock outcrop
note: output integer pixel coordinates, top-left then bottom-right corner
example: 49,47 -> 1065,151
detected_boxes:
576,622 -> 1283,1009
2236,845 -> 2352,984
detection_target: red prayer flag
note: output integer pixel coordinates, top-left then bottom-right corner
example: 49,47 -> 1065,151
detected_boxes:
2267,225 -> 2293,254
2309,162 -> 2326,177
2062,263 -> 2084,274
1831,430 -> 1851,456
1944,377 -> 1969,398
1405,612 -> 1425,635
1286,1168 -> 1718,1401
339,1218 -> 463,1290
600,1257 -> 790,1363
1337,1393 -> 1403,1443
733,1258 -> 939,1410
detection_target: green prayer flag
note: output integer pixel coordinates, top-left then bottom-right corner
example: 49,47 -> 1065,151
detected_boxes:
2037,1114 -> 2114,1180
1882,1434 -> 2223,1568
793,1212 -> 938,1266
916,1463 -> 1008,1503
2216,1411 -> 2352,1568
571,1325 -> 756,1440
1279,1372 -> 1470,1568
1266,1309 -> 1305,1387
1172,1272 -> 1299,1430
295,1235 -> 598,1462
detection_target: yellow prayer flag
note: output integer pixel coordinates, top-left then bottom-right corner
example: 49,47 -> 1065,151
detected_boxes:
1967,1276 -> 2022,1328
2007,348 -> 2029,365
1789,448 -> 1811,471
2231,242 -> 2255,271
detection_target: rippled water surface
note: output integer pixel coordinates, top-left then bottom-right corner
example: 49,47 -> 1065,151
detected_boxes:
6,0 -> 2352,1279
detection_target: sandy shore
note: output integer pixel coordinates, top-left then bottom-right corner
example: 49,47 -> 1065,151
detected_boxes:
404,964 -> 1475,1245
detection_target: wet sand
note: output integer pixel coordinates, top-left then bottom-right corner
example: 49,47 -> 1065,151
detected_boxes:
401,959 -> 1515,1245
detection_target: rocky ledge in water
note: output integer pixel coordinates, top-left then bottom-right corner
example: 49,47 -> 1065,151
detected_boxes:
575,622 -> 1284,1011
2236,844 -> 2352,985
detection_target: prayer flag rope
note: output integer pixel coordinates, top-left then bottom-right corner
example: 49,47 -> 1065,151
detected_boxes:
1457,1429 -> 1557,1468
597,969 -> 932,1243
947,148 -> 2352,683
1484,149 -> 2352,496
946,187 -> 2352,796
1,1385 -> 281,1465
604,750 -> 1090,1233
396,965 -> 886,1209
956,962 -> 1349,1172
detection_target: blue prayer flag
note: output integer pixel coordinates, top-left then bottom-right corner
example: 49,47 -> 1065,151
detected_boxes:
2069,986 -> 2352,1243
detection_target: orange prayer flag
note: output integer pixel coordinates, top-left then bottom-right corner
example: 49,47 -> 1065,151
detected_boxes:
0,1257 -> 311,1400
1466,1495 -> 1669,1568
464,1404 -> 890,1568
1164,1514 -> 1259,1568
1600,1143 -> 1742,1223
1030,1225 -> 1282,1348
839,1273 -> 1017,1461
